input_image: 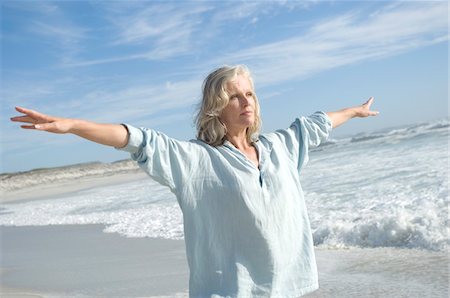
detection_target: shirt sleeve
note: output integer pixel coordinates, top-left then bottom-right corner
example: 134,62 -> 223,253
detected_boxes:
272,111 -> 333,172
116,124 -> 200,192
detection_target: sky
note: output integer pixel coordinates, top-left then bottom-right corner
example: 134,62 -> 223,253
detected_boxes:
1,0 -> 448,173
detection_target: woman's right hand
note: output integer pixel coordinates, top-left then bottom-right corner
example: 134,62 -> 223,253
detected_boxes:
11,106 -> 129,147
10,106 -> 74,134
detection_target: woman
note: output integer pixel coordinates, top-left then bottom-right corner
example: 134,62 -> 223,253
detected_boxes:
11,65 -> 379,297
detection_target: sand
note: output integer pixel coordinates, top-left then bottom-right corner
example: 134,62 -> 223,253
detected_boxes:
1,224 -> 189,297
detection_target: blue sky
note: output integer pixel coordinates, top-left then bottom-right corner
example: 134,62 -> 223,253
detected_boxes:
1,0 -> 448,173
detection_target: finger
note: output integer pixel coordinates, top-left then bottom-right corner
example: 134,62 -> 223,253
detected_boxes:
34,123 -> 55,131
363,97 -> 374,106
20,125 -> 37,129
10,116 -> 36,123
15,106 -> 33,114
369,110 -> 380,116
15,106 -> 47,119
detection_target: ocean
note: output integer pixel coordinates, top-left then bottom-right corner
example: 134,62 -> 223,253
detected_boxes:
1,118 -> 448,252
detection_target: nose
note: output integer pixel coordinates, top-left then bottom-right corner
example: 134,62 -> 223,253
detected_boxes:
240,94 -> 252,107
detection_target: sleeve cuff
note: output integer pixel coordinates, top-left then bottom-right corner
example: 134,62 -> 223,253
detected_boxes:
313,111 -> 333,133
115,123 -> 144,154
318,111 -> 333,133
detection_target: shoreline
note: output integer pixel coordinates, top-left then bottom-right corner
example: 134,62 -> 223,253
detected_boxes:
0,287 -> 45,298
1,171 -> 148,204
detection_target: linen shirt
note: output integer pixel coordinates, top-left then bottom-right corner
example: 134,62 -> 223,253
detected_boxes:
118,111 -> 332,297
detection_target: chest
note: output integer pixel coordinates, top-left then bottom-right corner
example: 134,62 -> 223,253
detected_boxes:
240,146 -> 259,169
193,143 -> 297,193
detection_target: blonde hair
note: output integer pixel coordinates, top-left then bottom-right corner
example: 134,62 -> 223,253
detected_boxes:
195,65 -> 261,146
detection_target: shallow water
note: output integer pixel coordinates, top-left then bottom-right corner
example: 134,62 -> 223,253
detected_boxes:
307,247 -> 448,297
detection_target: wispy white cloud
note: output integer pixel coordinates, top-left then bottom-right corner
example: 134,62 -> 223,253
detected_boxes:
215,1 -> 448,86
30,21 -> 86,41
1,1 -> 59,14
62,53 -> 149,68
20,4 -> 89,65
63,1 -> 314,67
113,5 -> 209,45
105,3 -> 211,60
29,21 -> 88,64
3,75 -> 202,123
61,3 -> 210,66
210,1 -> 268,22
74,78 -> 202,124
211,0 -> 317,23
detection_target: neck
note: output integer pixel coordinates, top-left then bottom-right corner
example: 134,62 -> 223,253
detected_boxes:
226,129 -> 251,149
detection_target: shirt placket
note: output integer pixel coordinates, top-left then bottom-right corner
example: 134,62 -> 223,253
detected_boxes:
254,141 -> 270,189
223,141 -> 262,187
223,141 -> 272,189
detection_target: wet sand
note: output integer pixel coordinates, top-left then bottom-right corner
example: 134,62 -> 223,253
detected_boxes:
1,224 -> 189,298
1,224 -> 448,298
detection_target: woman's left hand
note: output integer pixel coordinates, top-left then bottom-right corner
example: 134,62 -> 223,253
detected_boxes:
354,97 -> 379,118
326,97 -> 379,129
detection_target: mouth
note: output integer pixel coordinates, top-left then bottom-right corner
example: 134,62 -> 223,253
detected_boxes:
240,111 -> 253,116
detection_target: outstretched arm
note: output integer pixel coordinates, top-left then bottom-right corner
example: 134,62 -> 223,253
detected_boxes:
10,106 -> 129,148
326,97 -> 379,129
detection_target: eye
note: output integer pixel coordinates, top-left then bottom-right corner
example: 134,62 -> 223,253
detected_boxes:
246,92 -> 253,97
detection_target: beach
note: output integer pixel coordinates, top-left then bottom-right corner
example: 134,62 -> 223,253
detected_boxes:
1,172 -> 448,298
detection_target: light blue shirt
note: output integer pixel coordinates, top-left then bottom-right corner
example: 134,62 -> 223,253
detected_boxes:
118,111 -> 332,297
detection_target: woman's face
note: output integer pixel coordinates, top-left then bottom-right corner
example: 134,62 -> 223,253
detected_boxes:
220,74 -> 256,134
